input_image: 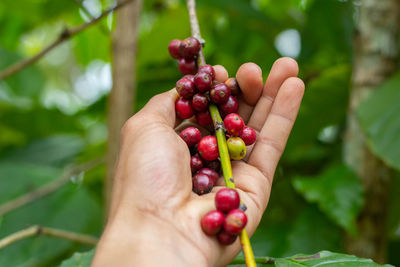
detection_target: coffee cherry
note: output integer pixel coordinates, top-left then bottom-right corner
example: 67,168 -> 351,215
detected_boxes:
198,64 -> 216,80
204,160 -> 221,172
241,126 -> 256,146
168,39 -> 182,59
192,173 -> 213,195
219,95 -> 239,115
217,229 -> 237,245
191,155 -> 203,173
175,97 -> 194,119
195,110 -> 213,127
178,58 -> 197,75
227,137 -> 246,160
210,83 -> 231,104
215,188 -> 240,213
198,168 -> 219,185
224,113 -> 244,136
201,210 -> 224,235
224,78 -> 241,96
179,127 -> 202,147
224,209 -> 247,235
176,78 -> 196,99
189,144 -> 198,156
194,72 -> 212,92
180,37 -> 201,59
192,93 -> 209,112
183,74 -> 195,82
198,136 -> 219,161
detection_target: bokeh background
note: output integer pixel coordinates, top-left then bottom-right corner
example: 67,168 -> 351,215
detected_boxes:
0,0 -> 399,266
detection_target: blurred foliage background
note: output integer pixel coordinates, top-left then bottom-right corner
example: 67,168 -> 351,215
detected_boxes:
0,0 -> 399,266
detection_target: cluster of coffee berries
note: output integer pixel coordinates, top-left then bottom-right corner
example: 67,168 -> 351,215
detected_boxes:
201,188 -> 247,245
168,37 -> 200,75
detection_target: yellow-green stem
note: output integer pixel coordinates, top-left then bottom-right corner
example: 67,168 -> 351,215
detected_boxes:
209,104 -> 256,267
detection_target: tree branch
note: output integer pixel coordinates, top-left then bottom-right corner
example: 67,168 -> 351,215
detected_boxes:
0,225 -> 98,250
0,157 -> 104,217
74,0 -> 110,34
0,0 -> 134,81
186,0 -> 206,66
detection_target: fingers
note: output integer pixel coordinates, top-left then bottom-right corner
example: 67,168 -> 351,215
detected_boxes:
213,65 -> 229,82
247,57 -> 299,132
248,77 -> 305,185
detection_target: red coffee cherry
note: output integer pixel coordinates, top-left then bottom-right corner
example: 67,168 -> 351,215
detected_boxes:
176,78 -> 196,99
195,110 -> 213,127
224,78 -> 241,96
219,95 -> 239,115
178,58 -> 197,75
192,93 -> 209,112
183,74 -> 195,82
179,127 -> 202,147
201,210 -> 224,235
198,64 -> 216,80
227,137 -> 246,160
224,209 -> 247,235
210,83 -> 231,104
168,39 -> 182,59
180,37 -> 201,59
198,168 -> 219,186
191,155 -> 203,173
224,113 -> 244,136
241,126 -> 256,146
204,160 -> 220,173
198,136 -> 219,161
215,188 -> 240,213
192,173 -> 213,195
217,229 -> 237,245
194,72 -> 212,92
175,97 -> 194,119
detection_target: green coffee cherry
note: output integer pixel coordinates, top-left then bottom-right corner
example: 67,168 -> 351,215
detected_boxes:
227,137 -> 246,160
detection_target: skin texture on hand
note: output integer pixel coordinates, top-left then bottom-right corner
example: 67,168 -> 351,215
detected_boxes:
92,58 -> 305,267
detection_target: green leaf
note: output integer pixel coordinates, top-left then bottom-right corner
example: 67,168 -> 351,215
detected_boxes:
357,71 -> 400,171
59,249 -> 95,267
275,251 -> 392,267
292,165 -> 364,234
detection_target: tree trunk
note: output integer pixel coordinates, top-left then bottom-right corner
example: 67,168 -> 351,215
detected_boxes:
106,0 -> 142,215
344,0 -> 400,263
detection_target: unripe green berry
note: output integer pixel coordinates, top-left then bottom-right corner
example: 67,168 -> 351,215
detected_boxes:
227,137 -> 246,160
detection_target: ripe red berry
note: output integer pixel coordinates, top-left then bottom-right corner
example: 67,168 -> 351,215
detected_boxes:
227,137 -> 246,160
224,78 -> 241,96
198,65 -> 216,80
175,97 -> 194,119
217,229 -> 237,245
191,155 -> 203,173
192,173 -> 213,195
210,83 -> 231,104
176,78 -> 196,99
241,126 -> 256,146
194,72 -> 212,92
204,160 -> 220,172
224,113 -> 244,136
183,74 -> 195,82
195,110 -> 213,127
198,168 -> 219,185
201,210 -> 224,235
168,39 -> 182,59
192,93 -> 209,112
198,136 -> 219,161
224,209 -> 248,235
180,37 -> 201,59
178,58 -> 197,75
219,95 -> 239,115
179,126 -> 202,146
215,188 -> 240,213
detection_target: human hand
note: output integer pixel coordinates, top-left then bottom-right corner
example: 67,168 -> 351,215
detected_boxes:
92,58 -> 305,267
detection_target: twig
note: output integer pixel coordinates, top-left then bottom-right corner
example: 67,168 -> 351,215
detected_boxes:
185,1 -> 256,266
0,157 -> 104,216
230,256 -> 276,265
0,225 -> 98,250
0,0 -> 134,81
74,0 -> 110,34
